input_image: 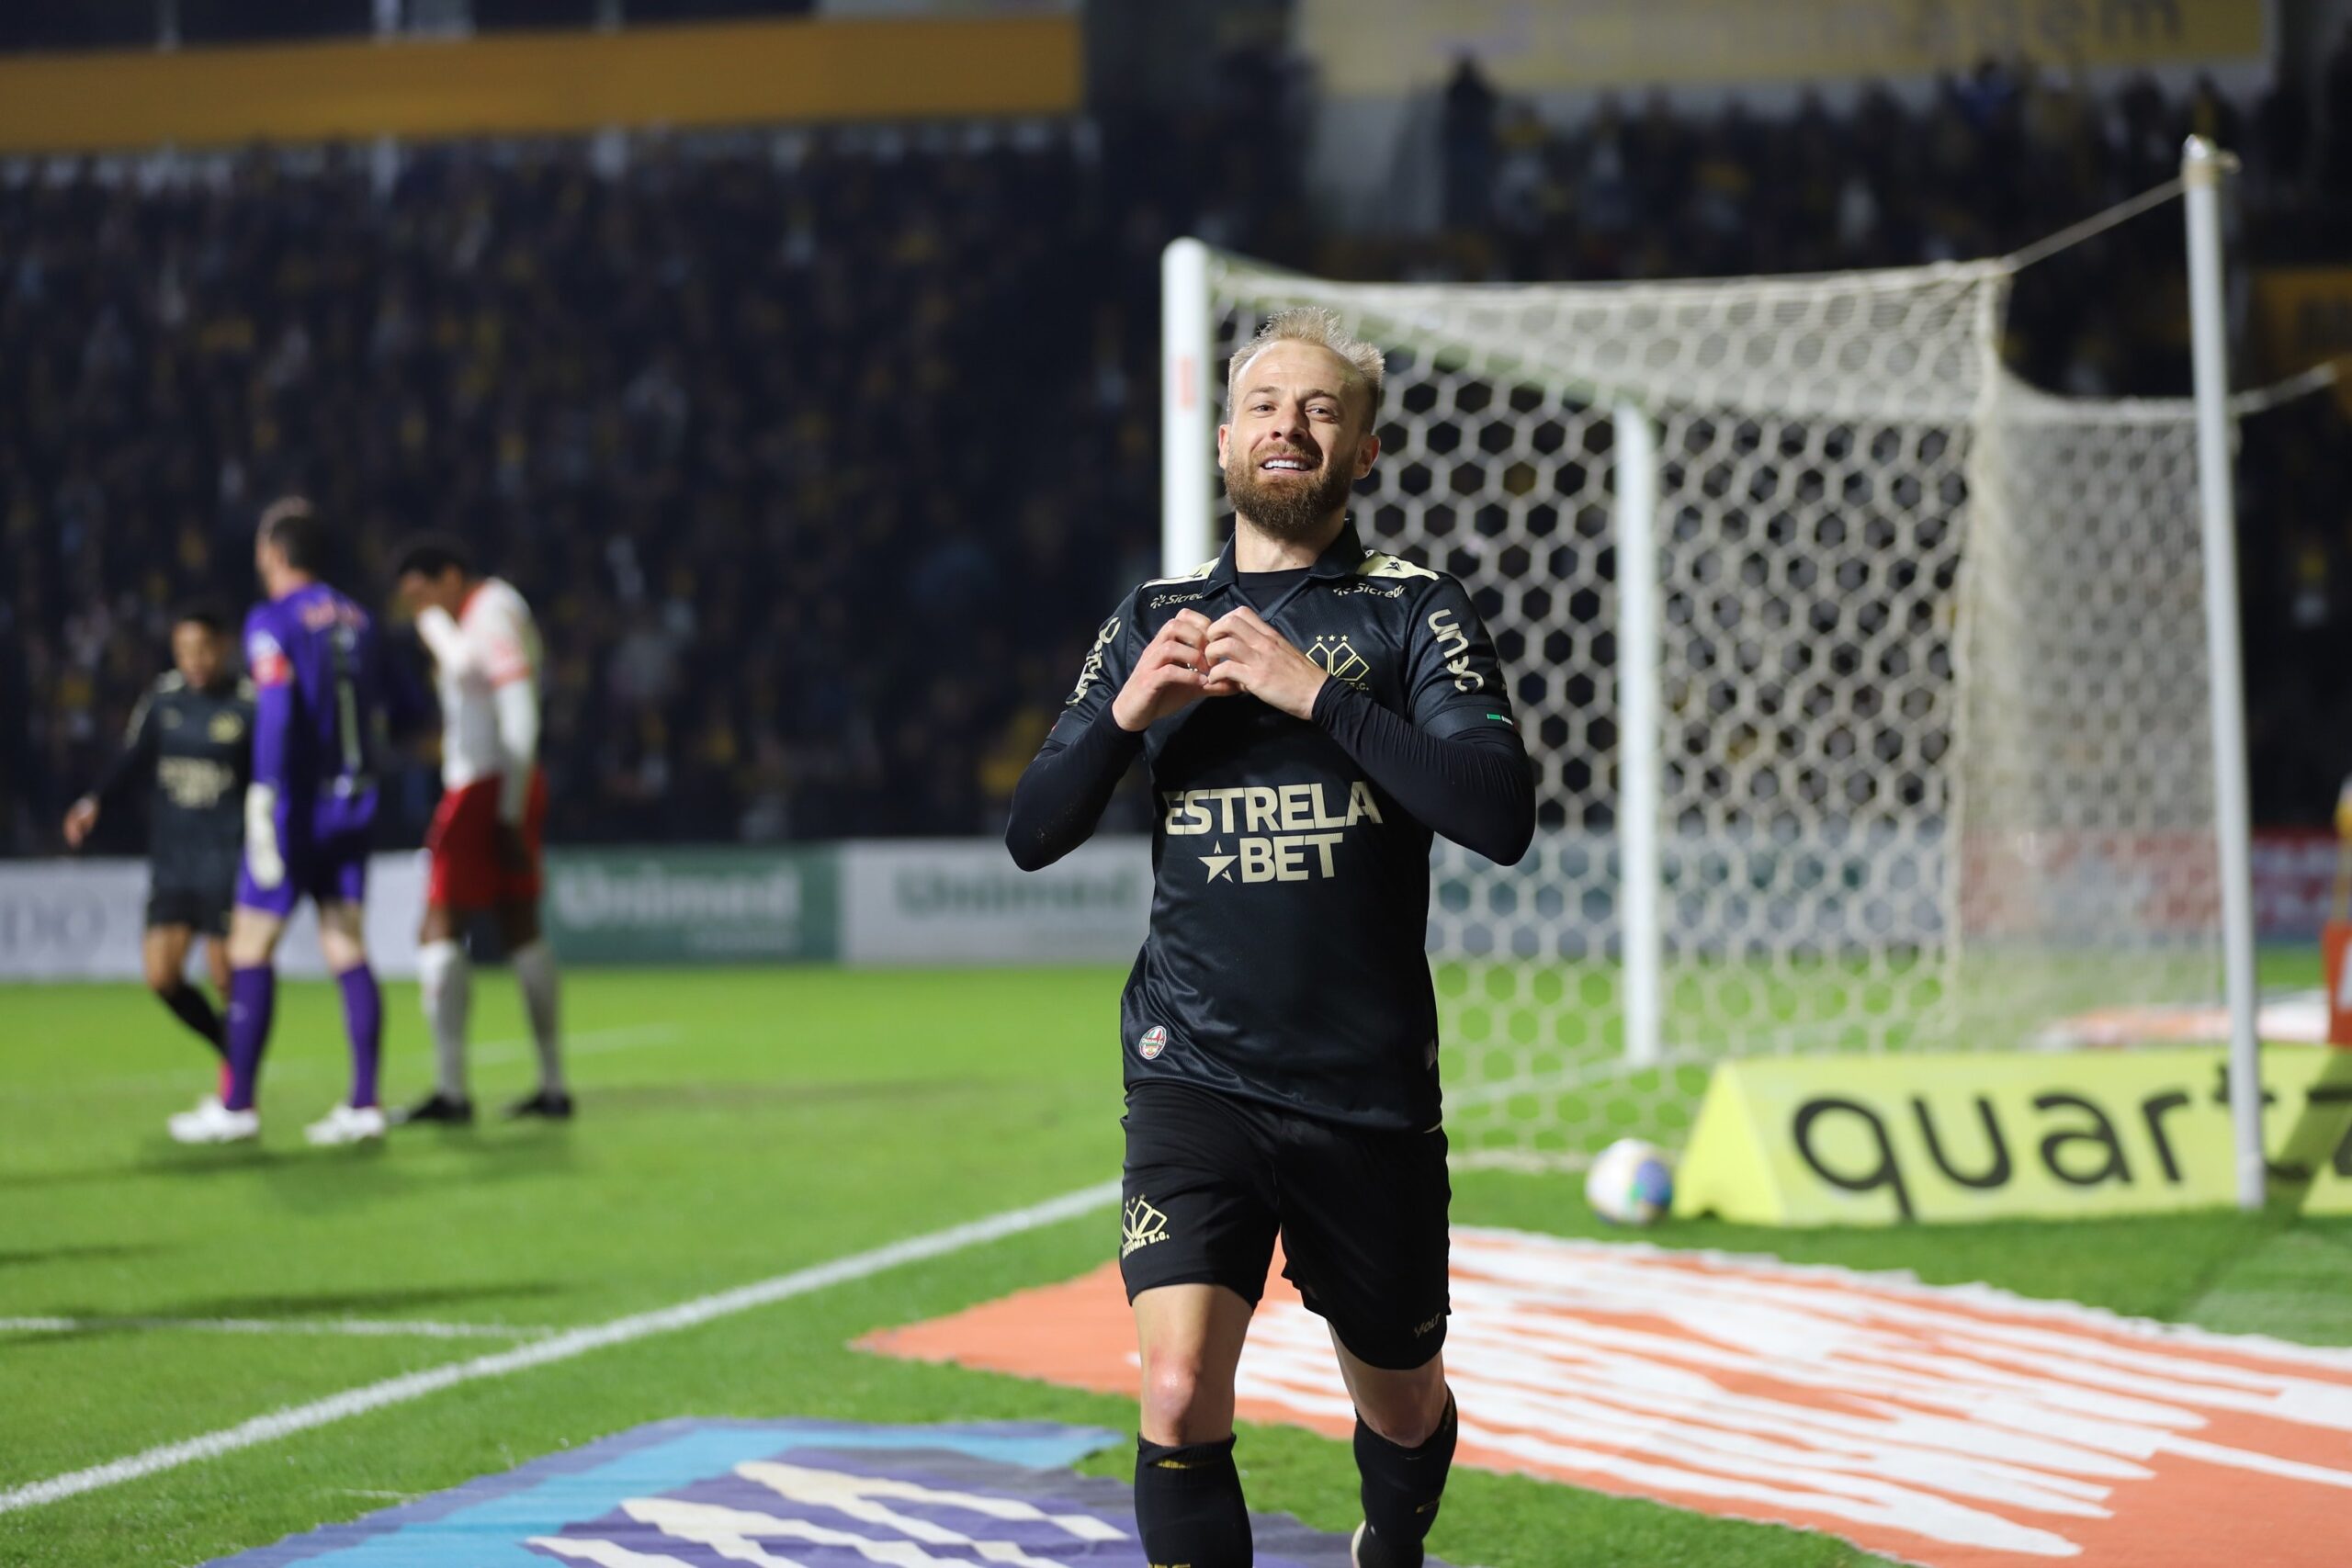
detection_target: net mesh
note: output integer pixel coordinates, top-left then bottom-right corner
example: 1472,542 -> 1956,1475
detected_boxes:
1196,254 -> 2222,1168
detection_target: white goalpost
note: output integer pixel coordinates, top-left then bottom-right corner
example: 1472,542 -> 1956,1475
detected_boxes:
2180,139 -> 2265,1212
1162,141 -> 2267,1201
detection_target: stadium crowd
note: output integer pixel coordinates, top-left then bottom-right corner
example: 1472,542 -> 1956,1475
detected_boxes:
1426,60 -> 2334,393
5,46 -> 2350,854
0,126 -> 1162,852
1410,51 -> 2352,820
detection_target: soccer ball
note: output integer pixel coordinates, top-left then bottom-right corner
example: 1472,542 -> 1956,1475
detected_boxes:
1585,1138 -> 1675,1225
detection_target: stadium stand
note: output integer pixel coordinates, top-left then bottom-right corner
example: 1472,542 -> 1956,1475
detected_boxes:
4,48 -> 2348,854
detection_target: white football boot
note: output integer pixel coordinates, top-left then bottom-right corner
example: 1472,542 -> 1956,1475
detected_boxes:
167,1096 -> 260,1145
304,1103 -> 387,1146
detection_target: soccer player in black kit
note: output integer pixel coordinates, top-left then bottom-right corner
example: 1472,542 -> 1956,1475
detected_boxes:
1008,310 -> 1535,1568
63,606 -> 255,1078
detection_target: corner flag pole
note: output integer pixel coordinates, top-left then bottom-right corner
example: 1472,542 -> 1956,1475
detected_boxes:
2182,137 -> 2263,1212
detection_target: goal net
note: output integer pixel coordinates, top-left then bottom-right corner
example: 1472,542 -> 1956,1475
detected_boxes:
1169,247 -> 2227,1168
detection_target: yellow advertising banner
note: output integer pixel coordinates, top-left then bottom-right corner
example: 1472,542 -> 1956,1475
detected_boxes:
1672,1044 -> 2352,1225
2295,1049 -> 2352,1215
1306,0 -> 2267,96
0,15 -> 1080,155
2251,268 -> 2352,419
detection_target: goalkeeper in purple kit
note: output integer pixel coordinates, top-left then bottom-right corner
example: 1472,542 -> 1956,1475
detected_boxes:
168,500 -> 394,1148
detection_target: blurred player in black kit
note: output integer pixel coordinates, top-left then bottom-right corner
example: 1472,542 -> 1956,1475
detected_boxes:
1008,309 -> 1535,1568
63,606 -> 254,1083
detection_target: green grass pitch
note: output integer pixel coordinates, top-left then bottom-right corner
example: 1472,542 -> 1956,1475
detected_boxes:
3,960 -> 2349,1567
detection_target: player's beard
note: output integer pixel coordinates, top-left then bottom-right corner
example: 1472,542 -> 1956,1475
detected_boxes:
1224,446 -> 1357,543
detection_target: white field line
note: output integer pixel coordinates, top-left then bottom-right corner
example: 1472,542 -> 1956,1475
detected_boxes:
0,1179 -> 1122,1516
0,1315 -> 554,1341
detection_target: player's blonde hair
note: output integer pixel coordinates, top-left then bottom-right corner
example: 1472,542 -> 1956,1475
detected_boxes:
1227,307 -> 1385,426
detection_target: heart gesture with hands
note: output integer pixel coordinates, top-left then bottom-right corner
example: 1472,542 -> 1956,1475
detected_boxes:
1111,606 -> 1329,731
1202,606 -> 1327,720
1112,610 -> 1216,733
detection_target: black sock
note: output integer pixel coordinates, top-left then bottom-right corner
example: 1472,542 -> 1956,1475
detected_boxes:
1353,1392 -> 1458,1568
158,984 -> 226,1055
1134,1435 -> 1252,1568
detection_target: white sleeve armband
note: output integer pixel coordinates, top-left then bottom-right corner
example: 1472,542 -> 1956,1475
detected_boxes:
243,784 -> 284,889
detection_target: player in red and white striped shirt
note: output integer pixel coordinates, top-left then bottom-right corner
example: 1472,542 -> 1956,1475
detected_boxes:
392,537 -> 570,1124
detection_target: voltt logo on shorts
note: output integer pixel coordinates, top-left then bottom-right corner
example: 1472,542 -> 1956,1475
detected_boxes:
1138,1025 -> 1169,1060
1121,1197 -> 1170,1258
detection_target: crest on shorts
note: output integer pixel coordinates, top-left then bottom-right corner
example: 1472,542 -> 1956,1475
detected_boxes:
1121,1196 -> 1170,1258
1137,1025 -> 1169,1060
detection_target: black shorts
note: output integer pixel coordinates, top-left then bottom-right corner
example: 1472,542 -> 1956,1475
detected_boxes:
146,877 -> 232,937
1119,1080 -> 1451,1371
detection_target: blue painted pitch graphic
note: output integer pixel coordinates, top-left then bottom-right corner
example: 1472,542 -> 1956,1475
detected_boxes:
208,1419 -> 1445,1566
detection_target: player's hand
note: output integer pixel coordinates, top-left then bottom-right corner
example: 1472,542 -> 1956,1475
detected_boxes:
493,820 -> 532,874
62,797 -> 98,849
1202,607 -> 1328,721
1112,611 -> 1218,732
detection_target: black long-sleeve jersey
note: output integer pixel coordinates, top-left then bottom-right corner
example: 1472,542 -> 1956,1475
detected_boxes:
1008,522 -> 1535,1131
88,672 -> 254,882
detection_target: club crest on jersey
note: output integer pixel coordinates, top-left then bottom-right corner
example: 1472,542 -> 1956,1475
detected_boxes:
209,712 -> 245,743
1306,634 -> 1371,690
1138,1025 -> 1169,1060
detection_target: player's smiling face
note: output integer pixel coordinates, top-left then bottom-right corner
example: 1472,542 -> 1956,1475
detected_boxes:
1218,340 -> 1380,542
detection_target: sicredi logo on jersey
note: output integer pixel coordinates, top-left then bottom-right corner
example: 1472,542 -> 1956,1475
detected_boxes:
1161,780 -> 1385,884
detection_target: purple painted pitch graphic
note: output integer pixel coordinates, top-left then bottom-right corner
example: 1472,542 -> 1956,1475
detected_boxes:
208,1419 -> 1448,1567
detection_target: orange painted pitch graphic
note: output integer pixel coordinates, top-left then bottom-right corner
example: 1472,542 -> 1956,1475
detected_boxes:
859,1227 -> 2352,1568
